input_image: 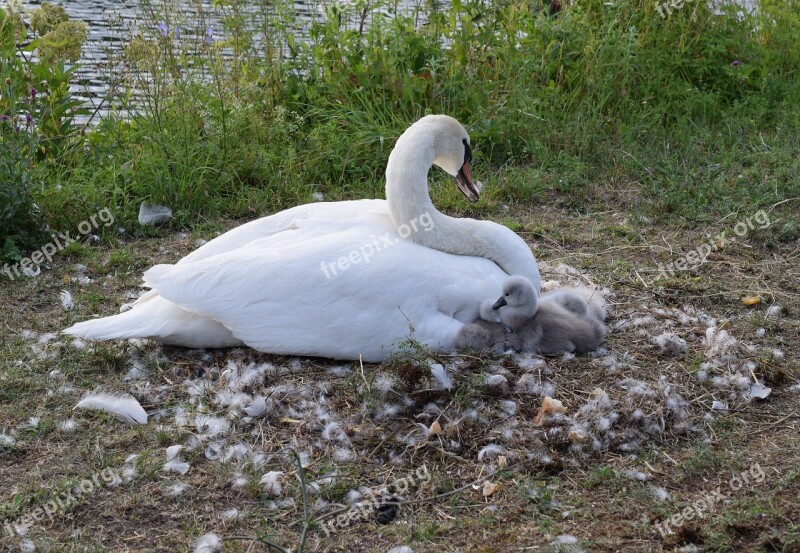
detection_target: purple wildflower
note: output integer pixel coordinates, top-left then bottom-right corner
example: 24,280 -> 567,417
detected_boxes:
30,87 -> 37,100
14,125 -> 20,133
205,26 -> 214,44
157,21 -> 169,37
25,113 -> 32,126
731,60 -> 740,68
0,115 -> 9,121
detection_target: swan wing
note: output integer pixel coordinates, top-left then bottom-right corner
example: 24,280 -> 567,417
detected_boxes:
144,212 -> 507,361
178,199 -> 386,264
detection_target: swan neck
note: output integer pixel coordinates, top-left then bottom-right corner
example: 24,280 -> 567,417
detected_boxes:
385,132 -> 437,228
385,125 -> 541,289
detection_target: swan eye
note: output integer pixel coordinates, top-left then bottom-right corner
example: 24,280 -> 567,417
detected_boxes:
462,138 -> 472,164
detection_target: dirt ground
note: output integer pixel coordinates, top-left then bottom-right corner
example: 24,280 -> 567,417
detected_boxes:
1,204 -> 798,552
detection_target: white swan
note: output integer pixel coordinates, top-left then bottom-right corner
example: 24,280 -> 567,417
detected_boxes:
64,115 -> 540,362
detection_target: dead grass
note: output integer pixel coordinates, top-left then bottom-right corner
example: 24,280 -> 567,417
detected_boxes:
1,203 -> 798,553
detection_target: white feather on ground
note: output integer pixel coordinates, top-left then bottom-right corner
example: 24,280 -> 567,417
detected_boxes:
650,486 -> 671,501
60,290 -> 74,311
651,331 -> 688,356
243,396 -> 267,417
163,458 -> 190,474
167,482 -> 188,496
74,390 -> 147,424
58,419 -> 77,431
221,508 -> 240,521
231,473 -> 249,488
430,363 -> 453,390
766,304 -> 782,318
477,444 -> 505,462
193,532 -> 222,553
166,445 -> 183,460
260,471 -> 284,497
138,201 -> 173,226
551,534 -> 584,553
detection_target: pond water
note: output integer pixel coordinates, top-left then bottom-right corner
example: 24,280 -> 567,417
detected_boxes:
18,0 -> 428,122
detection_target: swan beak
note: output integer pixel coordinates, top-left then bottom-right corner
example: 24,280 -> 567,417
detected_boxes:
455,162 -> 479,203
492,297 -> 507,310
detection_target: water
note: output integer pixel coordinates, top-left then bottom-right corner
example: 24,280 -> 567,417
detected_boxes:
18,0 -> 427,122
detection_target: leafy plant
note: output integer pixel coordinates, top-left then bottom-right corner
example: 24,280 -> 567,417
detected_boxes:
0,4 -> 88,260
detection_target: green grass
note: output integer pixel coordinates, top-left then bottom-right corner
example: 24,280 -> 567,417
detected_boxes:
2,0 -> 800,263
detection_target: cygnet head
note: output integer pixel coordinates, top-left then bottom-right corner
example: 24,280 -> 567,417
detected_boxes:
414,115 -> 478,202
493,276 -> 538,312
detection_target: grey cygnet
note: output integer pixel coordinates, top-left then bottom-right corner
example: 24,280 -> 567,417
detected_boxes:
456,276 -> 606,355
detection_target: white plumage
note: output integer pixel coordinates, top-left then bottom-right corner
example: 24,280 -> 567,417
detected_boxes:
74,391 -> 147,424
260,471 -> 285,497
63,115 -> 540,362
193,533 -> 222,553
59,290 -> 74,311
243,396 -> 267,417
429,363 -> 453,390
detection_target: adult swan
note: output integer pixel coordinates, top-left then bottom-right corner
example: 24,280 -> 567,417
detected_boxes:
64,115 -> 540,361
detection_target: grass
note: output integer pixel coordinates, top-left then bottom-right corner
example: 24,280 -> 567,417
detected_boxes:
3,0 -> 800,258
1,203 -> 798,551
1,0 -> 800,551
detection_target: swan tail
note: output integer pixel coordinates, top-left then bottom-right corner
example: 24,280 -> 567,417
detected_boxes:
63,310 -> 163,341
63,294 -> 244,348
142,264 -> 173,288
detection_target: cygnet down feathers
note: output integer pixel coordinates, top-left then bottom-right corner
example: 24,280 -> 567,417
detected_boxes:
455,277 -> 606,355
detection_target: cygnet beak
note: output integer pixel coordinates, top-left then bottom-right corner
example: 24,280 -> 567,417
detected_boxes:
454,161 -> 479,203
492,297 -> 507,310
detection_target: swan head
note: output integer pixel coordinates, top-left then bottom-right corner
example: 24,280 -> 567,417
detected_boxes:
423,115 -> 479,202
493,276 -> 538,311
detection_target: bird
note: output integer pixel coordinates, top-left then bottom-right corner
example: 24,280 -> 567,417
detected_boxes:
64,115 -> 540,362
453,318 -> 509,354
539,287 -> 606,322
494,277 -> 607,354
490,276 -> 540,331
457,277 -> 606,355
479,298 -> 502,324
